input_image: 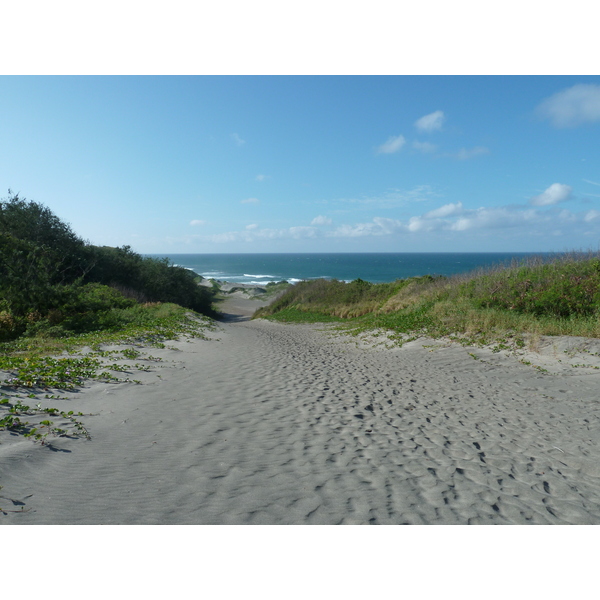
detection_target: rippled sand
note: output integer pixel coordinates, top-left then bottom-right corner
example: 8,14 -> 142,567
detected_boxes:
2,297 -> 600,524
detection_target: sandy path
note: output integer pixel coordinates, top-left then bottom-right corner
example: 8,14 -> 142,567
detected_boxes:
2,297 -> 600,524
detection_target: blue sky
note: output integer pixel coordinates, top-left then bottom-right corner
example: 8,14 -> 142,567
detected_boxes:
2,75 -> 600,253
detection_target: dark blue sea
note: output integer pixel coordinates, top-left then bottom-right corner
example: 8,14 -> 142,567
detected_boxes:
146,253 -> 552,285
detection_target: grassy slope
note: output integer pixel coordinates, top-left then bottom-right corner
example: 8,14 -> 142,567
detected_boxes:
254,253 -> 600,346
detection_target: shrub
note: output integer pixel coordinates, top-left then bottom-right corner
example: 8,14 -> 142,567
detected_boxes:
0,310 -> 25,342
461,256 -> 600,318
24,320 -> 68,339
0,193 -> 217,342
83,245 -> 215,316
0,192 -> 88,291
64,283 -> 137,313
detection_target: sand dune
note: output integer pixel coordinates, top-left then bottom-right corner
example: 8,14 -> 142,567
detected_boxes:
2,297 -> 600,524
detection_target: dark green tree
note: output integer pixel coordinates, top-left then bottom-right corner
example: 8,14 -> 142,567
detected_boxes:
0,191 -> 216,337
0,190 -> 88,287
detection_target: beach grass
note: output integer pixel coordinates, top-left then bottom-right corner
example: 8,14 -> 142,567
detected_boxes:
254,251 -> 600,345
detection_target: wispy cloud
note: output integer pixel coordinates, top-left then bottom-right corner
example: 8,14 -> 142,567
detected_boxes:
447,207 -> 538,232
412,140 -> 437,153
536,84 -> 600,128
328,185 -> 440,208
289,226 -> 318,239
231,133 -> 245,146
208,225 -> 320,244
241,197 -> 259,204
255,174 -> 269,182
450,146 -> 490,160
189,219 -> 205,226
329,221 -> 393,238
530,183 -> 572,206
376,134 -> 406,154
198,200 -> 600,247
424,202 -> 464,219
414,110 -> 445,133
311,215 -> 332,226
583,179 -> 600,187
327,204 -> 596,239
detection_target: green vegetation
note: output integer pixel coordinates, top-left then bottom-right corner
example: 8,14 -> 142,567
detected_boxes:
0,192 -> 217,447
0,302 -> 212,379
257,277 -> 433,318
0,303 -> 213,445
0,396 -> 90,446
254,252 -> 600,345
0,191 -> 216,343
258,280 -> 292,299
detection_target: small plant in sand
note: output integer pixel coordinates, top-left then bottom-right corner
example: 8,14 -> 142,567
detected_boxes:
0,397 -> 90,444
0,307 -> 213,445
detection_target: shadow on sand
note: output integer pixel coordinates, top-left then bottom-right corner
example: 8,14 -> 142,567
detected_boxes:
213,294 -> 271,324
217,312 -> 252,323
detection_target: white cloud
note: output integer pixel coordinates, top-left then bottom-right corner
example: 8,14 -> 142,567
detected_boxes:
413,140 -> 437,153
449,207 -> 531,231
241,197 -> 260,204
195,201 -> 600,248
255,174 -> 268,182
424,202 -> 463,219
330,205 -> 579,239
407,217 -> 431,232
583,179 -> 600,187
231,133 -> 245,146
376,134 -> 406,154
414,110 -> 445,133
452,146 -> 489,160
450,217 -> 471,231
311,215 -> 332,226
530,183 -> 572,206
536,84 -> 600,128
189,219 -> 205,226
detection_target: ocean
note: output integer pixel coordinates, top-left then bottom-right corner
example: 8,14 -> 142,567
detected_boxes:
146,252 -> 552,285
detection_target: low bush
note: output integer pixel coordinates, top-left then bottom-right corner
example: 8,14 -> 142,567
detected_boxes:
461,255 -> 600,318
83,245 -> 215,315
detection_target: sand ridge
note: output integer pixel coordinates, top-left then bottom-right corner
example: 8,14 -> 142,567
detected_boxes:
1,297 -> 600,524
